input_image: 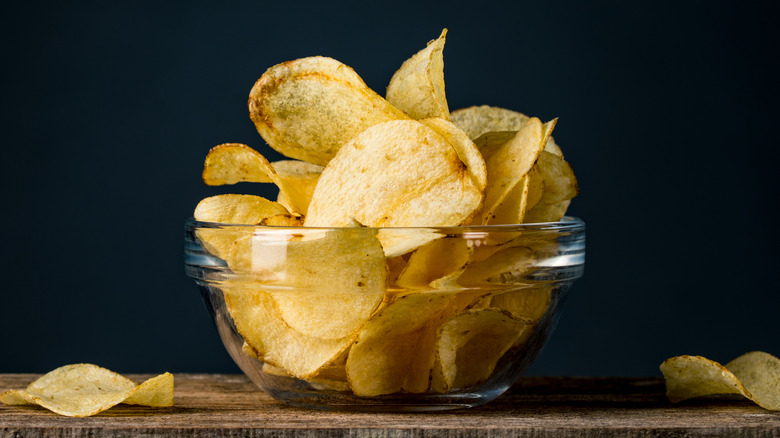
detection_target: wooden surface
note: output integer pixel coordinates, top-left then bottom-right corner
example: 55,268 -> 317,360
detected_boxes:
1,374 -> 779,437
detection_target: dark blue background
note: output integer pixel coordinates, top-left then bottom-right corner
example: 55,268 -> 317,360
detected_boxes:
1,1 -> 778,376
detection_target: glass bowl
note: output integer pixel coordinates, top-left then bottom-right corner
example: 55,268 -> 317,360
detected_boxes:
184,217 -> 585,411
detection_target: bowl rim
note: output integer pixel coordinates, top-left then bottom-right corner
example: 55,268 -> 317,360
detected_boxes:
185,216 -> 585,232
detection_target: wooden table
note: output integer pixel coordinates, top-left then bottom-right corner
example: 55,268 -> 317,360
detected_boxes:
1,374 -> 778,437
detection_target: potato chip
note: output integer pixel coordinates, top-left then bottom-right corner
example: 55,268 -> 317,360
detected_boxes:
396,237 -> 472,289
221,281 -> 353,378
458,245 -> 537,286
376,228 -> 444,258
478,118 -> 556,225
346,291 -> 455,396
545,136 -> 564,157
270,160 -> 323,215
202,144 -> 320,215
523,151 -> 578,223
248,56 -> 409,166
304,119 -> 482,228
266,228 -> 386,339
386,29 -> 449,120
725,351 -> 780,410
194,194 -> 290,260
660,352 -> 780,411
489,287 -> 552,322
0,364 -> 173,417
420,117 -> 487,191
435,308 -> 533,391
450,105 -> 530,140
488,164 -> 544,225
202,143 -> 277,186
226,227 -> 386,340
535,151 -> 579,205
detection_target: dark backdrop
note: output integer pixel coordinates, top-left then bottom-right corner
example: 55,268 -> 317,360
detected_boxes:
1,1 -> 778,377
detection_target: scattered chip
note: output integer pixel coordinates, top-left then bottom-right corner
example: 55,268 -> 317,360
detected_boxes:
660,352 -> 780,411
0,364 -> 173,417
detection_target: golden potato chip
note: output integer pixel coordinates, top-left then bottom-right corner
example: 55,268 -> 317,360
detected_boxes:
270,160 -> 323,215
0,364 -> 173,417
346,292 -> 455,396
202,144 -> 319,215
267,228 -> 386,339
386,29 -> 449,120
225,227 -> 386,339
202,143 -> 277,186
124,372 -> 175,407
420,117 -> 487,191
304,119 -> 483,228
524,200 -> 572,223
489,287 -> 551,322
545,136 -> 564,157
450,105 -> 530,140
396,237 -> 472,289
459,245 -> 537,286
661,352 -> 780,411
435,309 -> 533,391
478,118 -> 556,225
248,56 -> 409,166
523,151 -> 577,223
376,228 -> 444,258
194,194 -> 290,261
725,351 -> 780,410
535,151 -> 579,205
221,282 -> 353,378
488,164 -> 544,225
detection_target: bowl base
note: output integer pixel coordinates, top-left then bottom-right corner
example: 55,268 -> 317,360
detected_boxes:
267,388 -> 506,412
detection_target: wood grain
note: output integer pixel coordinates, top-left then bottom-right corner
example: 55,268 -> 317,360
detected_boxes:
1,374 -> 779,437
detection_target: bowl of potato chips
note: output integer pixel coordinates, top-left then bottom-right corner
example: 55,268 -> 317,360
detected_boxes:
184,29 -> 585,410
185,218 -> 584,411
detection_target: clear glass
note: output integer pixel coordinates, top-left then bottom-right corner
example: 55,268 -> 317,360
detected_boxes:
184,217 -> 585,411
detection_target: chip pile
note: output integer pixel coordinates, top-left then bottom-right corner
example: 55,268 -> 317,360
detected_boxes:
660,351 -> 780,411
0,364 -> 173,417
193,30 -> 579,396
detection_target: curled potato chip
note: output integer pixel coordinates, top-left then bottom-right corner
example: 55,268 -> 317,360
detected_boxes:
248,56 -> 409,166
459,244 -> 537,286
396,237 -> 472,289
488,164 -> 544,225
202,144 -> 320,215
194,194 -> 290,261
0,364 -> 173,417
420,117 -> 487,192
202,143 -> 276,186
271,160 -> 323,215
660,352 -> 780,410
304,119 -> 482,228
435,308 -> 533,391
222,281 -> 353,378
226,227 -> 386,340
451,105 -> 530,140
346,292 -> 455,396
478,118 -> 555,225
376,228 -> 444,258
386,29 -> 449,120
523,151 -> 578,223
